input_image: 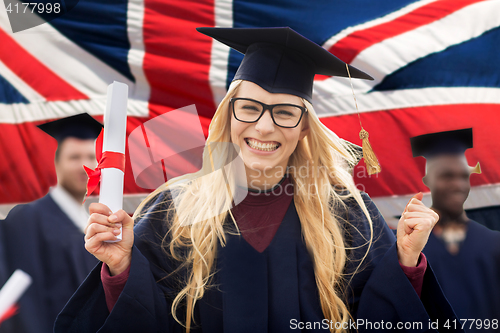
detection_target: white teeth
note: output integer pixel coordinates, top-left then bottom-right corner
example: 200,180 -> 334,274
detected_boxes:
246,139 -> 279,151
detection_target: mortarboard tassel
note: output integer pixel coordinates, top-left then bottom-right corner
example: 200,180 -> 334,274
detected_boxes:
345,64 -> 381,175
470,162 -> 481,174
359,129 -> 381,175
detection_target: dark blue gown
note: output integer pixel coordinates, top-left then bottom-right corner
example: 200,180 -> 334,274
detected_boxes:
0,219 -> 9,314
423,221 -> 500,332
0,195 -> 98,333
0,217 -> 8,279
55,192 -> 462,332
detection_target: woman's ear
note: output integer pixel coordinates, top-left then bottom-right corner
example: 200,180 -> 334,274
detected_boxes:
299,118 -> 310,140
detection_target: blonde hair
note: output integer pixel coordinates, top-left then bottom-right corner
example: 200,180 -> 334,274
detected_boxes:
135,80 -> 374,332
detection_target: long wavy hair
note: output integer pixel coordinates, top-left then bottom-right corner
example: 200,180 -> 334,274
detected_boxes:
134,79 -> 374,332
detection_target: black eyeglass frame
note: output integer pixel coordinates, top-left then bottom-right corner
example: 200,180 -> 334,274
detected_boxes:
230,97 -> 308,128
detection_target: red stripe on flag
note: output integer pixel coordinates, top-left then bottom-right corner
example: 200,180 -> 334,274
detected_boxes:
315,0 -> 482,81
0,123 -> 57,204
142,0 -> 217,120
0,29 -> 88,101
321,104 -> 500,197
123,117 -> 154,196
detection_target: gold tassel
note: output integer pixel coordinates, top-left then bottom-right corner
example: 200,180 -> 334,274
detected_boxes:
346,63 -> 381,175
470,162 -> 481,174
359,129 -> 381,175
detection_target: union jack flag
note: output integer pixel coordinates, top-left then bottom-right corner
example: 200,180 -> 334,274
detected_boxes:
1,0 -> 499,226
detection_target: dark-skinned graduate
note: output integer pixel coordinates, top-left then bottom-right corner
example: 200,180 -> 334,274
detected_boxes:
55,27 -> 463,333
0,114 -> 100,333
411,128 -> 500,332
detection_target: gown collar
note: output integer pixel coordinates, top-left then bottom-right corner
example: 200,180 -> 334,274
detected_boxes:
49,185 -> 88,233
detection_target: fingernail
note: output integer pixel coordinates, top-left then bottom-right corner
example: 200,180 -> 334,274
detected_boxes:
113,229 -> 121,235
109,215 -> 118,222
115,223 -> 122,228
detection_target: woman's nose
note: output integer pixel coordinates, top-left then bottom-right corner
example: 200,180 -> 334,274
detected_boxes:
254,109 -> 275,134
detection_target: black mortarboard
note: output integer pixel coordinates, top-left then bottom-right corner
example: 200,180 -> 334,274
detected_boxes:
37,113 -> 103,143
410,128 -> 473,159
197,27 -> 373,103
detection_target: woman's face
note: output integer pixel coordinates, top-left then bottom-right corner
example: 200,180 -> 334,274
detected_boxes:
230,81 -> 309,178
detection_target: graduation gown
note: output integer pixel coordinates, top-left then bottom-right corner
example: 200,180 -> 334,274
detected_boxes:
0,220 -> 9,308
423,221 -> 500,332
0,218 -> 7,279
55,191 -> 462,332
0,194 -> 98,333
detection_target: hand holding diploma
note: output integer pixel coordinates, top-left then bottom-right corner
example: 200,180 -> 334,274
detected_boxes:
84,203 -> 134,275
84,81 -> 128,241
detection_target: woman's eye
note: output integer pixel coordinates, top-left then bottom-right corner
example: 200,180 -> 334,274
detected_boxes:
274,108 -> 295,117
241,105 -> 260,111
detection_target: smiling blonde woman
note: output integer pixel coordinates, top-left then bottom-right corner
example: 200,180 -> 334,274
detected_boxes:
55,27 -> 462,333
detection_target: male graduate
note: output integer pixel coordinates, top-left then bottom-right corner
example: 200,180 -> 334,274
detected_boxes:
0,113 -> 101,333
411,128 -> 500,332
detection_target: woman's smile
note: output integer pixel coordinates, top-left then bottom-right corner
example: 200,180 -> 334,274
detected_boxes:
244,137 -> 281,153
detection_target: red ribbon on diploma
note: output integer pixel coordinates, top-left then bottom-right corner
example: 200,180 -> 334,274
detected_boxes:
83,129 -> 125,203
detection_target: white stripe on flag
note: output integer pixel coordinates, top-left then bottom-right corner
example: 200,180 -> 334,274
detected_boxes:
126,0 -> 151,102
313,87 -> 500,117
322,0 -> 438,50
0,60 -> 44,102
208,0 -> 234,106
1,98 -> 149,124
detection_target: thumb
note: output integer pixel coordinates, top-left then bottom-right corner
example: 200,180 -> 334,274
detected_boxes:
403,192 -> 423,213
108,209 -> 134,229
413,192 -> 424,201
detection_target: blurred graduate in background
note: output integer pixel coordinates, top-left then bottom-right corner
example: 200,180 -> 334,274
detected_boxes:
412,128 -> 500,332
0,113 -> 100,333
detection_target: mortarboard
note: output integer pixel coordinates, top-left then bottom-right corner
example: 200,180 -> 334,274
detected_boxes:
37,113 -> 103,143
410,128 -> 473,159
410,128 -> 481,174
196,27 -> 373,103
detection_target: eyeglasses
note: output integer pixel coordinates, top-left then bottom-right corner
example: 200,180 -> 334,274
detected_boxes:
230,98 -> 307,128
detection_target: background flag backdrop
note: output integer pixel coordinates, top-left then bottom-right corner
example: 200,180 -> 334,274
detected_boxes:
0,0 -> 499,227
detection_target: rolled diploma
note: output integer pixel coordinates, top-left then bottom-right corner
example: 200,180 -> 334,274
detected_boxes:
101,81 -> 128,242
0,270 -> 32,319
